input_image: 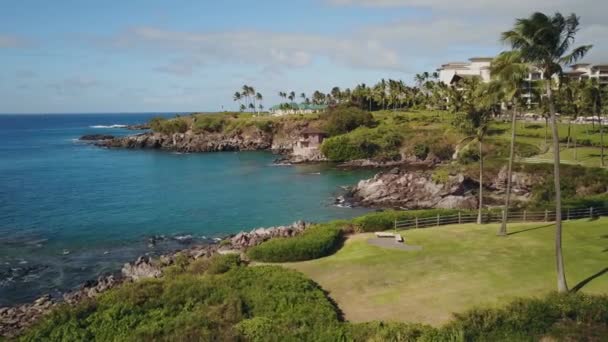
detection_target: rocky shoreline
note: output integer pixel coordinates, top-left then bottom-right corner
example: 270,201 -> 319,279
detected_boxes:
0,221 -> 310,338
343,166 -> 537,210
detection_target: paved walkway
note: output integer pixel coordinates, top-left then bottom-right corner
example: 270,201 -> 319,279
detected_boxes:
367,238 -> 423,251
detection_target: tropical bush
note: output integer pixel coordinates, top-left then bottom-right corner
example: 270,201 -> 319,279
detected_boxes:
321,126 -> 403,162
352,209 -> 462,232
192,114 -> 226,133
247,226 -> 342,262
149,117 -> 189,134
322,105 -> 375,136
21,266 -> 345,342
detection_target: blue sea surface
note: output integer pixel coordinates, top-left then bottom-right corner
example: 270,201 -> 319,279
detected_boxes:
0,113 -> 373,305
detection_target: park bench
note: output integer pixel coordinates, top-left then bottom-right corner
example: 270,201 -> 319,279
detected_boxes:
375,232 -> 395,238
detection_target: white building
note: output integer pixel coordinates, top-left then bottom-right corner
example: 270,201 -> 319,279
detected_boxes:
437,57 -> 493,85
565,63 -> 608,86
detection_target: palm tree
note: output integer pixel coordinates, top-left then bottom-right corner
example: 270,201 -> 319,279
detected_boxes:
455,77 -> 491,224
502,11 -> 592,293
233,92 -> 242,110
300,93 -> 306,102
255,92 -> 263,116
490,51 -> 530,236
288,91 -> 295,103
239,104 -> 246,112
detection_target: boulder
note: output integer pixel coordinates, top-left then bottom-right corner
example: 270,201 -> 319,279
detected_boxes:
121,256 -> 162,281
348,170 -> 476,209
79,134 -> 114,141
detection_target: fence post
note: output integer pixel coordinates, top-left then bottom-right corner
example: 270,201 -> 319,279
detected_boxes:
590,207 -> 594,219
415,217 -> 418,229
523,210 -> 527,222
458,211 -> 462,224
436,214 -> 440,227
544,209 -> 549,222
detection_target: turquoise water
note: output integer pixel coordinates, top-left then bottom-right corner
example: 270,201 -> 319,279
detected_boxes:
0,113 -> 373,305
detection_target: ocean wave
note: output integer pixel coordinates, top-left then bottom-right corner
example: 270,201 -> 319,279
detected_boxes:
89,124 -> 127,129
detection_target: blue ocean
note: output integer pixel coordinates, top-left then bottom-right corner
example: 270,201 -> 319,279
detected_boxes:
0,113 -> 373,306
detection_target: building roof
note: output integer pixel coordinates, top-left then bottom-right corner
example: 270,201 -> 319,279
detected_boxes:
570,63 -> 591,68
469,57 -> 493,62
300,127 -> 327,135
269,103 -> 328,111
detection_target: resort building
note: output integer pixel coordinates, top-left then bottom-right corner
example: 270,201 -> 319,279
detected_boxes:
437,57 -> 493,85
269,103 -> 327,116
564,63 -> 608,86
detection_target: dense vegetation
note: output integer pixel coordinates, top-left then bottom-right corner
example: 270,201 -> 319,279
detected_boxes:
21,259 -> 608,341
247,225 -> 342,262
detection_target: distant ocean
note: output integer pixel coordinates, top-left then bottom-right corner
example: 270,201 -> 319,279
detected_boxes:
0,113 -> 373,306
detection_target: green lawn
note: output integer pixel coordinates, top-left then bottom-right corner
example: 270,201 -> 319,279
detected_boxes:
281,218 -> 608,326
524,146 -> 607,167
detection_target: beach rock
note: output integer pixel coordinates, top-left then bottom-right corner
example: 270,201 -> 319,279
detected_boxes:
121,256 -> 162,281
126,124 -> 150,130
348,170 -> 476,209
79,134 -> 115,141
229,220 -> 310,249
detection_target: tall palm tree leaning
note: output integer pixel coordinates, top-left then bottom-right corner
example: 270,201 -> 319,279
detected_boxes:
502,12 -> 592,293
489,51 -> 529,236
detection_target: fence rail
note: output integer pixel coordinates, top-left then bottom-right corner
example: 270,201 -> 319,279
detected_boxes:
394,207 -> 608,231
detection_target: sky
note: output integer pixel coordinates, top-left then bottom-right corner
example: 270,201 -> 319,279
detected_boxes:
1,0 -> 607,113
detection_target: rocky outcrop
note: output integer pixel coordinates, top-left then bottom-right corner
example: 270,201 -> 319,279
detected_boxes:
126,124 -> 150,130
348,168 -> 477,209
0,274 -> 122,338
492,166 -> 537,198
0,295 -> 56,337
121,256 -> 163,281
229,220 -> 310,249
97,131 -> 273,153
79,134 -> 115,141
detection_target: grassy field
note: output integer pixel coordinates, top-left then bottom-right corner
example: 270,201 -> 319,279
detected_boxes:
282,218 -> 608,326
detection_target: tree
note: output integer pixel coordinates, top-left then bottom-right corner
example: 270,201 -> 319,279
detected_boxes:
255,92 -> 263,116
288,91 -> 296,103
233,92 -> 242,110
489,51 -> 530,236
453,77 -> 492,225
502,11 -> 592,293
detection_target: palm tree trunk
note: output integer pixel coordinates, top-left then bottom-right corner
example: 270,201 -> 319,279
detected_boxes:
546,81 -> 568,293
499,108 -> 517,236
566,119 -> 571,149
477,139 -> 484,225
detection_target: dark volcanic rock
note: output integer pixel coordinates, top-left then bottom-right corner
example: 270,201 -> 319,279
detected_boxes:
96,131 -> 274,153
348,169 -> 478,209
126,124 -> 150,130
79,134 -> 115,141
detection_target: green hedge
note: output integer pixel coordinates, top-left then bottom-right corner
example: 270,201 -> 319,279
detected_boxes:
247,226 -> 342,262
352,209 -> 463,232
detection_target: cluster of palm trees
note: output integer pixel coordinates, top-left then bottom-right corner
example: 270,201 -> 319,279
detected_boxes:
233,85 -> 264,114
469,12 -> 593,293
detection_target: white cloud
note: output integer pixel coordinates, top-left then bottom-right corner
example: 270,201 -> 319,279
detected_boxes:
103,26 -> 404,74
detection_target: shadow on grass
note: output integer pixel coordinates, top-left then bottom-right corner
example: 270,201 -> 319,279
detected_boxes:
507,224 -> 554,236
571,268 -> 608,293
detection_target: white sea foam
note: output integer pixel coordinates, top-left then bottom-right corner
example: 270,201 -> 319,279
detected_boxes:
89,124 -> 127,129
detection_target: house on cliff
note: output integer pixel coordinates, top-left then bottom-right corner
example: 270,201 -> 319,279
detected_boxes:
291,127 -> 328,162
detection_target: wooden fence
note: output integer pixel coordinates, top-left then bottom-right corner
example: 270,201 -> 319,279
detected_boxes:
394,207 -> 608,231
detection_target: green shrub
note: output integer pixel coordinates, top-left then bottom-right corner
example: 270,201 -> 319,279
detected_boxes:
193,114 -> 226,133
322,105 -> 375,136
321,126 -> 404,162
149,117 -> 189,134
247,226 -> 342,262
206,253 -> 242,275
352,209 -> 463,232
413,143 -> 430,160
21,266 -> 343,341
